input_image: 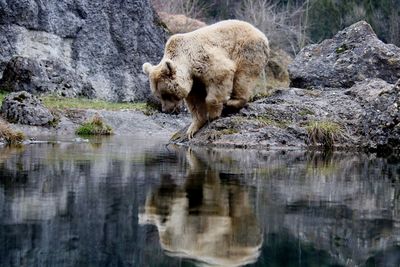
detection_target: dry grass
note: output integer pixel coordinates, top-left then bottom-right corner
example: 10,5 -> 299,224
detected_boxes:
306,121 -> 343,149
0,120 -> 25,145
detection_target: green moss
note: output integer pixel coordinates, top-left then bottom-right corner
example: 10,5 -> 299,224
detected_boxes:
306,121 -> 343,149
219,128 -> 238,135
75,115 -> 113,136
41,96 -> 157,115
335,44 -> 348,54
256,116 -> 289,128
0,91 -> 7,104
256,116 -> 274,125
299,108 -> 315,116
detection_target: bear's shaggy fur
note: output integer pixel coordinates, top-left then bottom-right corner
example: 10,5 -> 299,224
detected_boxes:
143,20 -> 270,138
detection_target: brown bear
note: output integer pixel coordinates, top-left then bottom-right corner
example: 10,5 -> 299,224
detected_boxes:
143,20 -> 270,138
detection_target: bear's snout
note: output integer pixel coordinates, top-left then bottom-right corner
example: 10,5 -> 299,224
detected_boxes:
161,102 -> 180,114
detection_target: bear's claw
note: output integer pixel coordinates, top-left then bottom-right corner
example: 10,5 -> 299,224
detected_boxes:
186,123 -> 199,140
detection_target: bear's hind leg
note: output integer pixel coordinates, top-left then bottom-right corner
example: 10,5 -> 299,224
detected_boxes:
226,71 -> 258,110
205,89 -> 226,120
205,72 -> 234,120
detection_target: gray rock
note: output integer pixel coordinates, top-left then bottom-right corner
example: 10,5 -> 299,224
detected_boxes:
1,91 -> 54,125
347,79 -> 400,151
289,21 -> 400,89
179,89 -> 358,149
0,56 -> 94,97
0,0 -> 167,101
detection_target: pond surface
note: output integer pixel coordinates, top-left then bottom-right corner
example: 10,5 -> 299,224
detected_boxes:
0,137 -> 399,267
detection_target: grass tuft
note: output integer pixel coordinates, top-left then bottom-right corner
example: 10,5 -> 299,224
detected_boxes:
0,120 -> 25,145
306,121 -> 343,149
75,114 -> 113,136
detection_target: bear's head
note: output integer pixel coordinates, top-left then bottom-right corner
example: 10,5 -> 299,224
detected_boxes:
143,59 -> 189,113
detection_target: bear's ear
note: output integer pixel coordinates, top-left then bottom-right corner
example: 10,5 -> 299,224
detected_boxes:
162,59 -> 176,76
142,62 -> 153,75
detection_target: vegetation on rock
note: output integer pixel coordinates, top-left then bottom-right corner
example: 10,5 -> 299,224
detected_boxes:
75,114 -> 113,136
41,96 -> 157,115
0,91 -> 6,104
306,121 -> 343,149
256,116 -> 289,128
0,120 -> 24,145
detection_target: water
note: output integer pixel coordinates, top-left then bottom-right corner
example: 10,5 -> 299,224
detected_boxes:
0,137 -> 399,267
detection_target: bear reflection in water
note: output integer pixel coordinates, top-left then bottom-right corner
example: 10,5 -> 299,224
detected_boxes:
139,150 -> 262,267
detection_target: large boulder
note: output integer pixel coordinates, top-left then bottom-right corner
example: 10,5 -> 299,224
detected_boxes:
0,56 -> 94,97
0,0 -> 167,101
266,48 -> 292,85
347,78 -> 400,151
289,21 -> 400,89
1,91 -> 54,126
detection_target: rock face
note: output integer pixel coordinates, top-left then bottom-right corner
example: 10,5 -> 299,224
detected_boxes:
1,91 -> 54,126
0,0 -> 167,101
348,79 -> 400,150
0,56 -> 94,98
289,21 -> 400,89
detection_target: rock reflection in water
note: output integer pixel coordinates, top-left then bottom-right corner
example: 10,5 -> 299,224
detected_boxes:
0,138 -> 399,267
139,150 -> 262,267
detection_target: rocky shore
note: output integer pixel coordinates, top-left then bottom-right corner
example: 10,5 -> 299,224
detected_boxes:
0,98 -> 190,143
0,0 -> 398,153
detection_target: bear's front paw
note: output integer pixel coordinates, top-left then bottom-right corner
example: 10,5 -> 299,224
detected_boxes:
186,123 -> 199,139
